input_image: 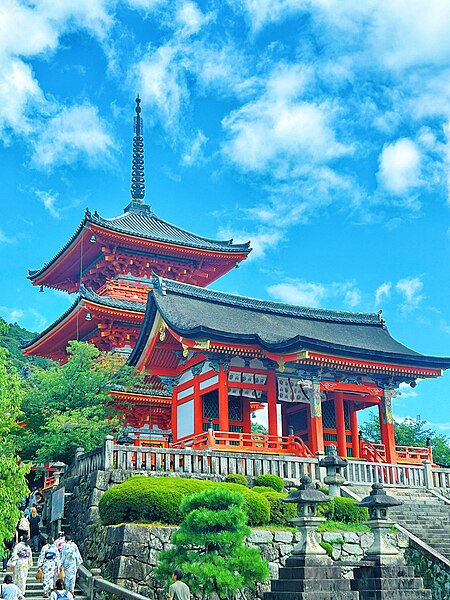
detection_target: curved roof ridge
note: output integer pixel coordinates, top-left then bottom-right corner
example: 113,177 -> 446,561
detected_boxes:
91,210 -> 251,252
154,277 -> 383,326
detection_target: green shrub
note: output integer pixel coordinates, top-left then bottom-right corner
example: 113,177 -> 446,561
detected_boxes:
251,486 -> 277,494
320,541 -> 333,556
224,474 -> 248,487
253,474 -> 284,492
332,497 -> 368,525
99,476 -> 270,527
261,492 -> 297,526
318,498 -> 334,520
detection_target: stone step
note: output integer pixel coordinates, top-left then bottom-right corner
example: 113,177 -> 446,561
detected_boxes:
354,592 -> 432,600
271,579 -> 355,592
279,565 -> 348,579
264,592 -> 359,600
351,577 -> 423,591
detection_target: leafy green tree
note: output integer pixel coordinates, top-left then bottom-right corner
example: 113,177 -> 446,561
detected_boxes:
0,347 -> 29,553
156,487 -> 269,599
14,341 -> 141,464
0,316 -> 51,370
360,413 -> 450,466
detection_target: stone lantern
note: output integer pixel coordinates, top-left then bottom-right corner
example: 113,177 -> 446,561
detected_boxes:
356,482 -> 402,563
319,444 -> 348,498
282,474 -> 332,563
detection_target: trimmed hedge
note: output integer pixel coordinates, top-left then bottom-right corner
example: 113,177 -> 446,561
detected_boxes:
253,474 -> 284,492
99,476 -> 270,527
224,474 -> 248,487
251,486 -> 277,494
318,496 -> 368,524
332,497 -> 368,525
260,492 -> 297,526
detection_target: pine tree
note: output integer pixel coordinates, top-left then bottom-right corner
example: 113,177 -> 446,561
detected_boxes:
156,487 -> 269,599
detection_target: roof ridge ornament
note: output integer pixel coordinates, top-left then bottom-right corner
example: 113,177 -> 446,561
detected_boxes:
124,95 -> 151,214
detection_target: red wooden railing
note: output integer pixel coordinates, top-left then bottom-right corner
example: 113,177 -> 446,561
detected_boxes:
172,430 -> 314,458
360,440 -> 433,464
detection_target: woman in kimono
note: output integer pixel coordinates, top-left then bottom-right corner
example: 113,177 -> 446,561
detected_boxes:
38,537 -> 61,598
9,536 -> 32,594
60,535 -> 82,596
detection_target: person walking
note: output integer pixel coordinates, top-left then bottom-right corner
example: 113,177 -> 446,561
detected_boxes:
60,535 -> 82,596
55,532 -> 66,555
0,574 -> 24,600
16,510 -> 29,542
37,536 -> 61,598
8,537 -> 32,595
2,535 -> 16,571
168,569 -> 190,600
50,578 -> 73,600
29,506 -> 41,552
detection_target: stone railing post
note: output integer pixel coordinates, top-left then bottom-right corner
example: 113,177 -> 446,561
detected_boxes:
423,460 -> 434,489
103,435 -> 114,470
315,451 -> 326,483
90,567 -> 101,600
75,447 -> 85,460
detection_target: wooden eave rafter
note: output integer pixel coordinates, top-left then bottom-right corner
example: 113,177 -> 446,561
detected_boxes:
111,390 -> 171,405
32,221 -> 248,291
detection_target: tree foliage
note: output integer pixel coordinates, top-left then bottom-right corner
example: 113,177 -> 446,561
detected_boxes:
156,487 -> 269,599
14,341 -> 141,464
0,347 -> 29,553
0,317 -> 51,370
360,413 -> 450,466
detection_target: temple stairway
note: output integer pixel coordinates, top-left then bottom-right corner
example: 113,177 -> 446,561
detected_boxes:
349,486 -> 450,560
22,553 -> 88,599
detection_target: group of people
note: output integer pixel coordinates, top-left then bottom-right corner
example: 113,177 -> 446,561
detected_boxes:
2,520 -> 83,600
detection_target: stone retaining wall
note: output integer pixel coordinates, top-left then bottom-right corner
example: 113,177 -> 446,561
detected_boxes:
405,547 -> 450,600
85,522 -> 409,599
55,470 -> 443,600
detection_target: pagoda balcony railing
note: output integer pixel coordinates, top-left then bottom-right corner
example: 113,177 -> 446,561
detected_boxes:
63,436 -> 450,491
171,430 -> 314,458
360,440 -> 433,465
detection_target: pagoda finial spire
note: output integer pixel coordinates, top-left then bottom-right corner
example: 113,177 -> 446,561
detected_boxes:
130,95 -> 146,204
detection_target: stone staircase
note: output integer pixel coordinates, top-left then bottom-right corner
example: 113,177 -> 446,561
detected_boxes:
22,552 -> 88,599
349,486 -> 450,560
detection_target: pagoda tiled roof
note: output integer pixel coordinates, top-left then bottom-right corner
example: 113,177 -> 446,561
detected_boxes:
21,288 -> 145,350
129,277 -> 450,370
29,204 -> 250,280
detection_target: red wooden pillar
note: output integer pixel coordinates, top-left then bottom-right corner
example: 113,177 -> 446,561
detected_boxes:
309,380 -> 324,454
380,388 -> 397,463
218,368 -> 229,432
350,403 -> 360,458
171,387 -> 178,442
267,371 -> 278,438
334,391 -> 347,457
193,376 -> 202,435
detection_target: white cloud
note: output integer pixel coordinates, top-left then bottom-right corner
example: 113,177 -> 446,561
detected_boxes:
31,104 -> 115,168
176,2 -> 211,36
137,45 -> 187,128
396,277 -> 424,311
377,138 -> 421,195
35,190 -> 60,219
237,0 -> 306,31
182,130 -> 207,166
217,226 -> 283,260
222,64 -> 351,173
0,228 -> 14,244
375,282 -> 392,306
268,281 -> 326,307
267,279 -> 362,309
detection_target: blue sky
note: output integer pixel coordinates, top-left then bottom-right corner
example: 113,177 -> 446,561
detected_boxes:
1,0 -> 449,435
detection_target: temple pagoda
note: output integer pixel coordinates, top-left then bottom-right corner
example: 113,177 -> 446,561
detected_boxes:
23,98 -> 250,441
23,97 -> 250,362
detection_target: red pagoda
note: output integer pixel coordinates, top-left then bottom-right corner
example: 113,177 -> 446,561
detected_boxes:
24,98 -> 450,463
